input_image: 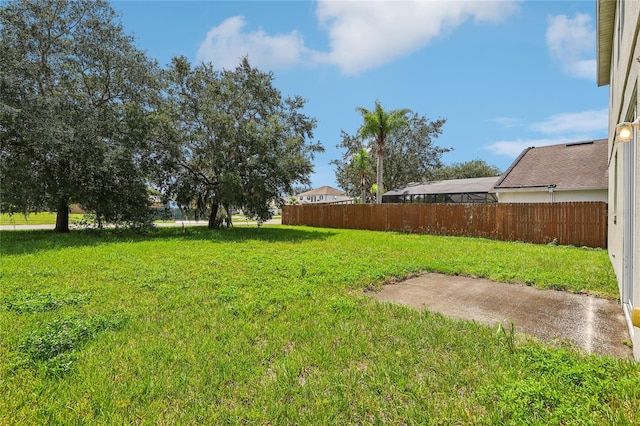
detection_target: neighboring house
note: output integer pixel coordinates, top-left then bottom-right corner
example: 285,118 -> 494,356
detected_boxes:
294,186 -> 350,204
69,204 -> 86,214
597,0 -> 640,359
491,140 -> 608,203
383,176 -> 500,204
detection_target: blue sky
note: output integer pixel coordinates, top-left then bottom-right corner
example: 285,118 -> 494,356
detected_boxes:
112,0 -> 608,189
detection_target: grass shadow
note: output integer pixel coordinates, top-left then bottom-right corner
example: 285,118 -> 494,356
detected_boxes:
0,225 -> 337,256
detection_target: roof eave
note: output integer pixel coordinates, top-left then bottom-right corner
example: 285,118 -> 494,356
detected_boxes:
493,146 -> 533,188
597,0 -> 616,87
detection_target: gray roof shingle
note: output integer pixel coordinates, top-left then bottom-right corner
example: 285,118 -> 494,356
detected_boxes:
493,139 -> 608,190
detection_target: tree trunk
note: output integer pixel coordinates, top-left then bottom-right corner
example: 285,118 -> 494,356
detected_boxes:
223,203 -> 232,227
376,142 -> 384,204
208,202 -> 220,229
54,199 -> 70,233
360,172 -> 367,204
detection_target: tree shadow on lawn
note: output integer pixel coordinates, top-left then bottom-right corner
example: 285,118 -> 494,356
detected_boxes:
0,226 -> 337,256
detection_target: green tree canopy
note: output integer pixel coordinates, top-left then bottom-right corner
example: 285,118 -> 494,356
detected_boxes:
332,113 -> 449,197
0,0 -> 160,232
432,159 -> 502,180
160,56 -> 323,228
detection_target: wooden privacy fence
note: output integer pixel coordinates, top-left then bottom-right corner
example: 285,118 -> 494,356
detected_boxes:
282,202 -> 608,248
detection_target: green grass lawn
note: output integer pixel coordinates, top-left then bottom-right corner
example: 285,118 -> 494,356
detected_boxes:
1,226 -> 638,424
0,213 -> 86,226
0,213 -> 280,226
231,214 -> 281,223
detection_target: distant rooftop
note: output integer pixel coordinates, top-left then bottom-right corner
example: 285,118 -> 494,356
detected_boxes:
296,185 -> 346,197
385,176 -> 501,196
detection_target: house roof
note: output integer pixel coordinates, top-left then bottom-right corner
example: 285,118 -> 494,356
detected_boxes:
385,176 -> 501,196
493,139 -> 608,191
296,185 -> 346,197
596,0 -> 615,87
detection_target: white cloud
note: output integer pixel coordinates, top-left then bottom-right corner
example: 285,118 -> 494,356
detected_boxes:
485,137 -> 575,157
491,117 -> 525,128
486,108 -> 608,157
196,1 -> 521,74
196,16 -> 309,70
546,13 -> 596,80
315,0 -> 521,75
530,109 -> 608,135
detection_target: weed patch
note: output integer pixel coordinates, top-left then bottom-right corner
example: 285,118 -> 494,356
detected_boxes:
18,313 -> 128,376
3,291 -> 88,313
481,347 -> 640,424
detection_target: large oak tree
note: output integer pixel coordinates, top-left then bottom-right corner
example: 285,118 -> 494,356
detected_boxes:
0,0 -> 159,232
160,56 -> 323,228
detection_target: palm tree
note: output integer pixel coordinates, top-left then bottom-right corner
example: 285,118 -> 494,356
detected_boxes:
352,148 -> 370,203
356,101 -> 411,204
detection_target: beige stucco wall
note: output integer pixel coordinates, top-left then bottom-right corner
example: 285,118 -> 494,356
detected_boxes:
495,189 -> 607,203
298,194 -> 350,204
605,0 -> 640,359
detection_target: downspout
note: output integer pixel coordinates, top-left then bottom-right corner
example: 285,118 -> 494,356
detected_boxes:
547,184 -> 557,202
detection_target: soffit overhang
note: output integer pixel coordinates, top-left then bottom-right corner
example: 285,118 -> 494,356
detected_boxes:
597,0 -> 616,87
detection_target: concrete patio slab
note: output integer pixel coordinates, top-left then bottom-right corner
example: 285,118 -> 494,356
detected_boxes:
374,273 -> 633,359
